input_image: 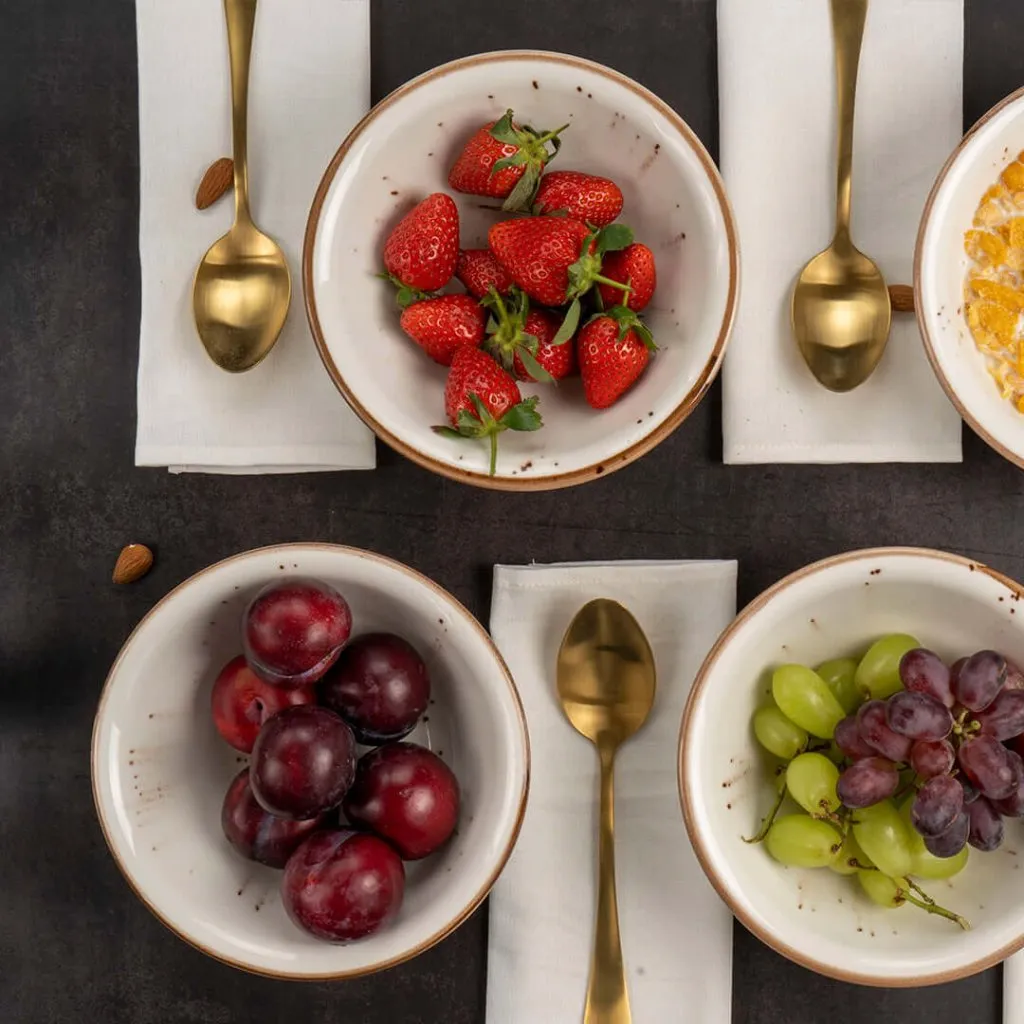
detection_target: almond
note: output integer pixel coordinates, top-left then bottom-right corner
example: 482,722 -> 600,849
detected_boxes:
196,157 -> 234,210
888,284 -> 915,314
113,544 -> 154,585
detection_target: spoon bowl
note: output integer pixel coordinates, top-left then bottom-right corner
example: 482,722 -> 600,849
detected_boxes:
792,240 -> 891,392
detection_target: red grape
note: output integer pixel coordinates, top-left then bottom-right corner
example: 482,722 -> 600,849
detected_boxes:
953,651 -> 1007,711
974,689 -> 1024,741
834,716 -> 876,759
836,757 -> 898,808
250,706 -> 356,819
993,773 -> 1024,816
210,655 -> 316,753
1006,657 -> 1024,691
958,774 -> 980,804
856,700 -> 912,763
957,735 -> 1018,800
899,648 -> 953,707
318,633 -> 430,745
966,796 -> 1005,851
885,691 -> 953,740
910,775 -> 963,838
923,811 -> 969,858
282,830 -> 405,942
243,579 -> 352,687
909,738 -> 955,779
342,743 -> 460,860
221,769 -> 324,868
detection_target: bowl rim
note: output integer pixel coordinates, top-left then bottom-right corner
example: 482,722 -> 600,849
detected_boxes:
302,48 -> 740,492
90,542 -> 531,981
914,84 -> 1024,472
677,545 -> 1024,987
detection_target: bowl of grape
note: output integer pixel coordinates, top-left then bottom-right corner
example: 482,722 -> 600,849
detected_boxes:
679,547 -> 1024,986
91,544 -> 529,979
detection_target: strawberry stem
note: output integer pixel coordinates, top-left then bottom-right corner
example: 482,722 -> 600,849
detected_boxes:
592,274 -> 633,294
488,431 -> 498,477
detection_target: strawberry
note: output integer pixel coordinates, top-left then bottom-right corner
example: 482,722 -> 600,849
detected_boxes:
597,243 -> 657,312
448,109 -> 568,212
481,287 -> 576,383
399,295 -> 485,365
433,347 -> 543,475
577,306 -> 657,409
456,248 -> 515,299
382,193 -> 459,305
488,217 -> 634,334
534,170 -> 624,227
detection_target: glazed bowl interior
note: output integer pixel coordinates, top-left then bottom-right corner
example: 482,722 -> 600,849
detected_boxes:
681,548 -> 1024,986
917,86 -> 1024,469
305,50 -> 737,490
92,544 -> 529,979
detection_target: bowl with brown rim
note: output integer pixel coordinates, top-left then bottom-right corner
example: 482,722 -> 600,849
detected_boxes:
303,50 -> 738,490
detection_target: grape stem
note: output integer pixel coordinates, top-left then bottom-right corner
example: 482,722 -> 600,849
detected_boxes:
898,886 -> 970,930
743,779 -> 787,844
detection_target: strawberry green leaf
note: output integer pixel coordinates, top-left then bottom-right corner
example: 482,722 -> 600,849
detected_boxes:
485,316 -> 499,336
469,393 -> 497,428
553,299 -> 581,345
520,331 -> 540,349
502,164 -> 542,212
515,346 -> 554,384
456,408 -> 486,436
432,425 -> 465,440
633,319 -> 657,351
501,396 -> 543,432
489,110 -> 520,145
492,151 -> 529,174
596,223 -> 634,254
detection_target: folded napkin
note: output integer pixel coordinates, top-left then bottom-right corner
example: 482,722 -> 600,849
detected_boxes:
134,0 -> 375,473
487,561 -> 736,1024
719,0 -> 963,464
1006,953 -> 1024,1024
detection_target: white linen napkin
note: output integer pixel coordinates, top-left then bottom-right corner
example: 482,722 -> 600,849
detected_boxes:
487,561 -> 736,1024
719,0 -> 963,464
1006,953 -> 1024,1024
134,0 -> 375,473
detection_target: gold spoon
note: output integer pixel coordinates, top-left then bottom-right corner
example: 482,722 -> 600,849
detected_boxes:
193,0 -> 291,373
791,0 -> 891,392
556,599 -> 657,1024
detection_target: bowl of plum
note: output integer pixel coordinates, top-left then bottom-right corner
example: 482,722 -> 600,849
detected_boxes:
679,547 -> 1024,986
91,544 -> 529,979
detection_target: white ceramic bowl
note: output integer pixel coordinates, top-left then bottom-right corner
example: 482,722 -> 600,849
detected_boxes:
91,544 -> 529,979
680,547 -> 1024,986
916,86 -> 1024,470
304,50 -> 738,490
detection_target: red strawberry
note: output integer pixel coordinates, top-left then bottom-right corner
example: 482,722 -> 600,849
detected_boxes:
448,109 -> 568,212
534,171 -> 624,227
488,217 -> 634,317
399,295 -> 485,365
382,193 -> 459,304
578,307 -> 657,409
433,347 -> 543,475
597,243 -> 657,311
481,287 -> 575,383
456,249 -> 515,299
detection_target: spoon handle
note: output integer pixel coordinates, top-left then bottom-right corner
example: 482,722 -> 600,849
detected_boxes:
830,0 -> 868,244
223,0 -> 257,225
585,747 -> 630,1024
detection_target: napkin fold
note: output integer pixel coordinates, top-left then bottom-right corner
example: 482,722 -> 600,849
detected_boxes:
487,561 -> 736,1024
134,0 -> 375,473
719,0 -> 963,464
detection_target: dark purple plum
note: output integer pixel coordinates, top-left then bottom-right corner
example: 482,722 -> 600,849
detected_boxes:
318,633 -> 430,745
250,705 -> 356,819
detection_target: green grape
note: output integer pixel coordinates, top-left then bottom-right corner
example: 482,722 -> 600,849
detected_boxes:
816,657 -> 863,714
765,815 -> 842,868
830,832 -> 872,875
852,800 -> 913,880
752,705 -> 809,760
857,870 -> 907,909
854,634 -> 920,700
785,752 -> 840,817
771,665 -> 846,739
898,797 -> 969,880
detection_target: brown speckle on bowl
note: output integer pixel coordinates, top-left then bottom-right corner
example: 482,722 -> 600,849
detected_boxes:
437,122 -> 443,128
532,80 -> 539,89
857,926 -> 863,933
870,568 -> 881,576
390,190 -> 399,196
576,85 -> 582,93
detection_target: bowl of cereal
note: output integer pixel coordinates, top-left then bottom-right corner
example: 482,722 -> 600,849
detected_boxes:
916,86 -> 1024,469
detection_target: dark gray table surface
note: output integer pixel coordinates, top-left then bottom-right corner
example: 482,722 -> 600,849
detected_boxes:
1,0 -> 1021,1021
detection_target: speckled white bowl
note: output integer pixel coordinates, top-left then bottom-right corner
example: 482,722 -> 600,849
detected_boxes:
91,544 -> 529,979
917,85 -> 1024,470
680,547 -> 1024,986
304,50 -> 738,490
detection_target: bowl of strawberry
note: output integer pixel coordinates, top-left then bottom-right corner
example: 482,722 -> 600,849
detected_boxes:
305,50 -> 738,488
91,544 -> 529,979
